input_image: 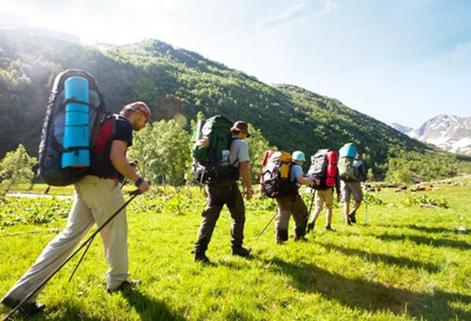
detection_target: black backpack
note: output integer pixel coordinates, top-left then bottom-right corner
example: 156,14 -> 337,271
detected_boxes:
260,151 -> 297,198
38,69 -> 106,186
192,115 -> 239,184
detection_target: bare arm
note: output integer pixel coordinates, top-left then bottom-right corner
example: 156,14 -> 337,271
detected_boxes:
239,161 -> 253,200
296,174 -> 317,186
110,140 -> 149,192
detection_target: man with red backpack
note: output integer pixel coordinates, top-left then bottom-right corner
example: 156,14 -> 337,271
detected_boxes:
306,150 -> 341,232
1,102 -> 151,314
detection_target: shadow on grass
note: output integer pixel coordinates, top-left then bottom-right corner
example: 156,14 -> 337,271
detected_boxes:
121,289 -> 187,321
0,291 -> 188,321
373,233 -> 471,250
318,242 -> 440,273
376,223 -> 468,235
264,257 -> 471,321
0,303 -> 105,321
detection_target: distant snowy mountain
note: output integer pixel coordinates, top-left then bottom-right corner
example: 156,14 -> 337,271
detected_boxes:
391,123 -> 414,135
392,115 -> 471,155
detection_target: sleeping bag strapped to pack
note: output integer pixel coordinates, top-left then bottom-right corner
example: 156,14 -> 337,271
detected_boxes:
307,149 -> 338,189
260,151 -> 297,198
338,143 -> 367,182
38,69 -> 106,186
192,115 -> 239,184
62,76 -> 90,168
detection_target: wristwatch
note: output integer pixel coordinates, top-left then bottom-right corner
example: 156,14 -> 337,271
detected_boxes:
135,177 -> 144,187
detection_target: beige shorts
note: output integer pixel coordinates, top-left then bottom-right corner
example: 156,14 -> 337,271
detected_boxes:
315,188 -> 334,210
340,180 -> 363,202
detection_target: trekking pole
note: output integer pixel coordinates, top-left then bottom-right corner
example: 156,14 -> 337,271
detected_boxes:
363,183 -> 368,225
2,190 -> 141,321
254,212 -> 277,240
307,187 -> 315,216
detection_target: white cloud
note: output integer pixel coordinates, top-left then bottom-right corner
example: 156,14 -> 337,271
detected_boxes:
256,0 -> 337,29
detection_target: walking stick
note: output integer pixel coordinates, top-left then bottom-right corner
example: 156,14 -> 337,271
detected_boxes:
363,183 -> 368,225
307,188 -> 315,216
254,212 -> 277,240
2,190 -> 141,321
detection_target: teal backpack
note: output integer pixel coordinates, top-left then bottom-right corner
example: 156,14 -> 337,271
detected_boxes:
192,115 -> 239,184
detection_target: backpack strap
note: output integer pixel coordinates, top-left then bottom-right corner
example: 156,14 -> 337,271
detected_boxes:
229,137 -> 241,167
61,97 -> 94,108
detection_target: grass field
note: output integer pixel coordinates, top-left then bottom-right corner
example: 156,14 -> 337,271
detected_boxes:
0,180 -> 470,321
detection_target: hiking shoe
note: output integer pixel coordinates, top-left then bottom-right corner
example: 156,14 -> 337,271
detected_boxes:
194,252 -> 211,265
325,225 -> 336,232
294,236 -> 308,242
1,296 -> 45,314
349,210 -> 357,223
306,222 -> 315,233
107,279 -> 141,293
231,246 -> 251,257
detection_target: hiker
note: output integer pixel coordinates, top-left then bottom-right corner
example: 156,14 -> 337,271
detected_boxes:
193,121 -> 253,264
1,102 -> 151,314
306,150 -> 341,232
274,151 -> 318,244
338,143 -> 367,224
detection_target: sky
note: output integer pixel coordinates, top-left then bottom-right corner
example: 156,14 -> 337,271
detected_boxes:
1,0 -> 470,128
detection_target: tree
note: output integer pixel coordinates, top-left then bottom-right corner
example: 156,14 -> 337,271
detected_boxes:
0,144 -> 37,197
129,120 -> 192,186
247,124 -> 271,181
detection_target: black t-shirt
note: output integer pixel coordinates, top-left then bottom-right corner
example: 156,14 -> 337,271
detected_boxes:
89,115 -> 133,179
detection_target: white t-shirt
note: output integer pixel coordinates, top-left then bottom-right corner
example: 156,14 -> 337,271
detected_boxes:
230,138 -> 249,167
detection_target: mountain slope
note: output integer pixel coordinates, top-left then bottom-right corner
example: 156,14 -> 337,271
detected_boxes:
0,27 -> 433,176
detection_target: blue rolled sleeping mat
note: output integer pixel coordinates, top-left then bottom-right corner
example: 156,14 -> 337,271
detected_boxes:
62,76 -> 90,168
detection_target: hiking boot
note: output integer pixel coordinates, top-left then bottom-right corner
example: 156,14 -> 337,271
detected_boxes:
194,252 -> 211,265
231,246 -> 251,257
294,235 -> 308,242
349,210 -> 357,223
1,296 -> 45,314
325,225 -> 336,232
107,279 -> 141,293
275,229 -> 289,244
306,222 -> 315,233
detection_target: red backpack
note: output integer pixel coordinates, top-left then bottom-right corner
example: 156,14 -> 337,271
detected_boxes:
307,149 -> 338,189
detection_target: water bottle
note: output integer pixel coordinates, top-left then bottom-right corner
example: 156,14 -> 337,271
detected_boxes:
221,149 -> 230,165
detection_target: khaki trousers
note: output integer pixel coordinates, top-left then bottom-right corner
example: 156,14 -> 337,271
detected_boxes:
4,175 -> 129,301
275,193 -> 308,238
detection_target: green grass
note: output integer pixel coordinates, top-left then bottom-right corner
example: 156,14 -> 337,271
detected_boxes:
1,181 -> 470,321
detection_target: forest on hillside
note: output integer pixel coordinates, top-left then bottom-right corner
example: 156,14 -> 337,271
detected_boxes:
0,28 -> 448,179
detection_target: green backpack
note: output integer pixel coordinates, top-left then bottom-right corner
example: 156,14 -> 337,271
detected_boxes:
338,157 -> 367,182
192,115 -> 239,184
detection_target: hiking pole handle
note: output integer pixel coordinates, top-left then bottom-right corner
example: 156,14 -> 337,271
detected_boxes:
130,189 -> 141,196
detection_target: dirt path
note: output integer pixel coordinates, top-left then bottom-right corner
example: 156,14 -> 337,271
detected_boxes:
6,193 -> 72,199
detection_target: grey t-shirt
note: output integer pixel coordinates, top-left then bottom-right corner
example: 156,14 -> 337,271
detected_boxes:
230,137 -> 250,167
